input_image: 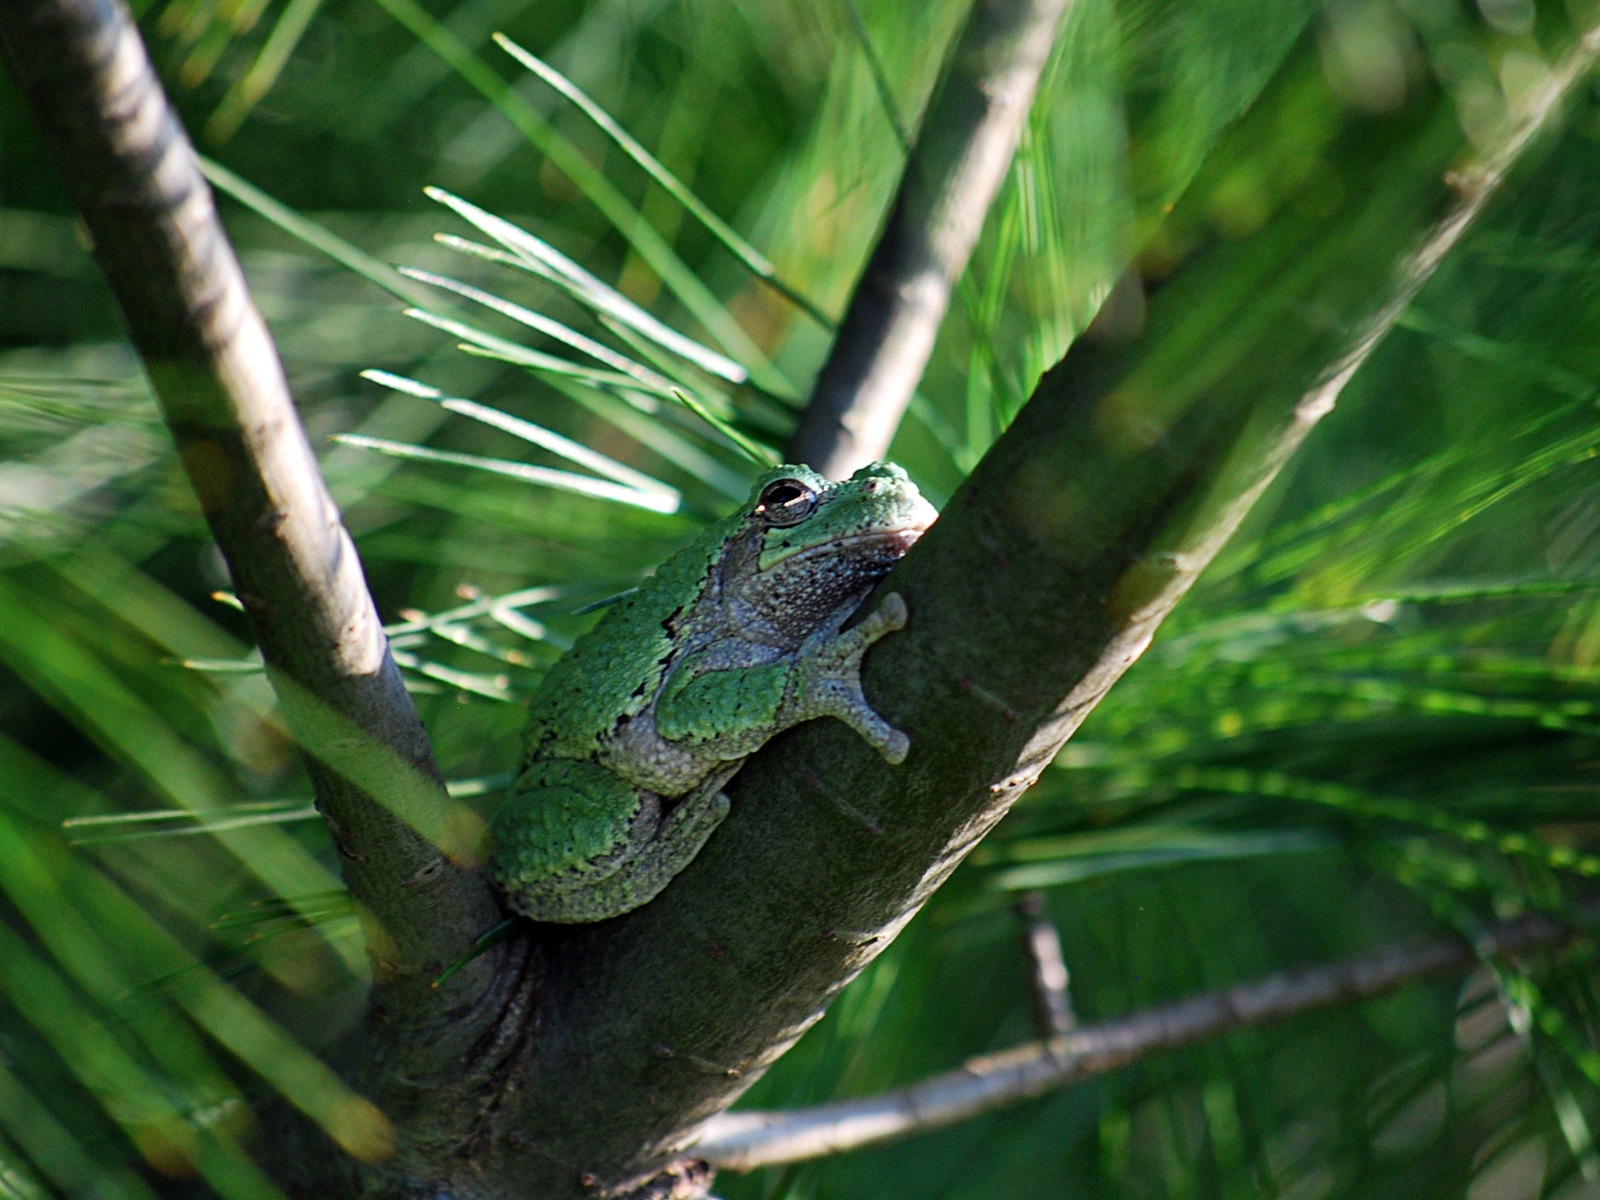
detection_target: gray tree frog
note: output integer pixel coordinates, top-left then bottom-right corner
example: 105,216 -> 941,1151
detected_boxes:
488,462 -> 938,923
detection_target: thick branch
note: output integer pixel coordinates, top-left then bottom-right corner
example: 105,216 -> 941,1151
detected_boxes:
697,899 -> 1599,1169
488,32 -> 1600,1200
0,0 -> 508,1063
786,0 -> 1074,478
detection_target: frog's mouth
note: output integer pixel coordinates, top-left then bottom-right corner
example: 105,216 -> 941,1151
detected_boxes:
758,522 -> 932,574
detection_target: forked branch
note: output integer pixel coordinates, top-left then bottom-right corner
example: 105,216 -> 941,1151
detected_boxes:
500,26 -> 1600,1198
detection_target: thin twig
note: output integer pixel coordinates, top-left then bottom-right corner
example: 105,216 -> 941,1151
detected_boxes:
786,0 -> 1075,477
1016,892 -> 1074,1037
0,0 -> 504,1013
696,900 -> 1598,1170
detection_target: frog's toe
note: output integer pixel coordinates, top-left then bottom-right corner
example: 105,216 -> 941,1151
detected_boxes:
853,593 -> 906,645
852,704 -> 909,763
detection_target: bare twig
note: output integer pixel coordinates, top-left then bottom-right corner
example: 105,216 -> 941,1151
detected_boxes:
1016,892 -> 1074,1037
0,0 -> 504,1020
697,900 -> 1598,1170
786,0 -> 1075,478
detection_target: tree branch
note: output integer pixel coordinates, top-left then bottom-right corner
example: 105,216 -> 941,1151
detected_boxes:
487,30 -> 1600,1199
0,0 -> 511,1080
696,898 -> 1600,1170
786,0 -> 1075,478
1016,892 -> 1074,1038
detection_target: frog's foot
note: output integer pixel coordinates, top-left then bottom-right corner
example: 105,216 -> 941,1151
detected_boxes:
797,593 -> 911,764
657,767 -> 736,855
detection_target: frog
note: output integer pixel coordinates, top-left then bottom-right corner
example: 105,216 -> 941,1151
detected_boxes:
487,461 -> 938,923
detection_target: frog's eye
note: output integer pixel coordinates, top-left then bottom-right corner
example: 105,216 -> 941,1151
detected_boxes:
754,478 -> 819,527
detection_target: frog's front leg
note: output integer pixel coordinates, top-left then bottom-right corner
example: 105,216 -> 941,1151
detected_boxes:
790,592 -> 910,763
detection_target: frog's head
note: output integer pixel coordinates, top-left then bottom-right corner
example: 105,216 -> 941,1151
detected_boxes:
727,462 -> 937,634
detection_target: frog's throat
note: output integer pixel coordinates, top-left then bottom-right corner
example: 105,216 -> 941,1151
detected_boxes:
756,524 -> 929,573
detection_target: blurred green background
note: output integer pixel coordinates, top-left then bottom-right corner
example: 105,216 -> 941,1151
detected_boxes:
4,0 -> 1600,1196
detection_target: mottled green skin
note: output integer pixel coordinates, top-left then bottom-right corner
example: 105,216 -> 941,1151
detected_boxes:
489,462 -> 937,923
520,510 -> 728,765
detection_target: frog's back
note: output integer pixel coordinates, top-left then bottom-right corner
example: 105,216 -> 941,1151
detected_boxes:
523,516 -> 733,760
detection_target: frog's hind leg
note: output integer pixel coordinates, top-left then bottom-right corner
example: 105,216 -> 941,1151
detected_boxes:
792,593 -> 910,764
541,767 -> 737,922
494,783 -> 664,923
